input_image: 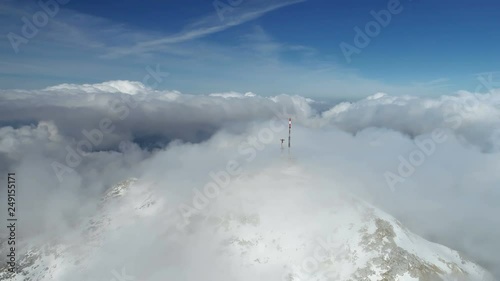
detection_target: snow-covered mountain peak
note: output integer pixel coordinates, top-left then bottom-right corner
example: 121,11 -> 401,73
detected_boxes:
1,167 -> 495,281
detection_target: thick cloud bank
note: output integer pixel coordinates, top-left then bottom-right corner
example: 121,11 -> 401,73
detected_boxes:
0,81 -> 500,279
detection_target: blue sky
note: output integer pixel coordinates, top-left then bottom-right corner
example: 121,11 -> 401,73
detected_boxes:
1,0 -> 499,99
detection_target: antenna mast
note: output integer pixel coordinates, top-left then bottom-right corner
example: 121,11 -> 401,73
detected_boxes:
288,118 -> 292,148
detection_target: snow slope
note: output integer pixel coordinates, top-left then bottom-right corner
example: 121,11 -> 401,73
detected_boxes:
0,166 -> 495,281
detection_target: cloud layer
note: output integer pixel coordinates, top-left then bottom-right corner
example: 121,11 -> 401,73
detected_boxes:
1,81 -> 500,278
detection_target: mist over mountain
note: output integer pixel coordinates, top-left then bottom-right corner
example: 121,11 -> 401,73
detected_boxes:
0,81 -> 499,280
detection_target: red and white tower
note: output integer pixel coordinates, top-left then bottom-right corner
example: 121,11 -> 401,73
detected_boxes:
288,118 -> 292,148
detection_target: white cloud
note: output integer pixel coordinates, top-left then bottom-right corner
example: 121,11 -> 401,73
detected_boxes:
1,81 -> 500,278
209,91 -> 256,98
45,80 -> 152,95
